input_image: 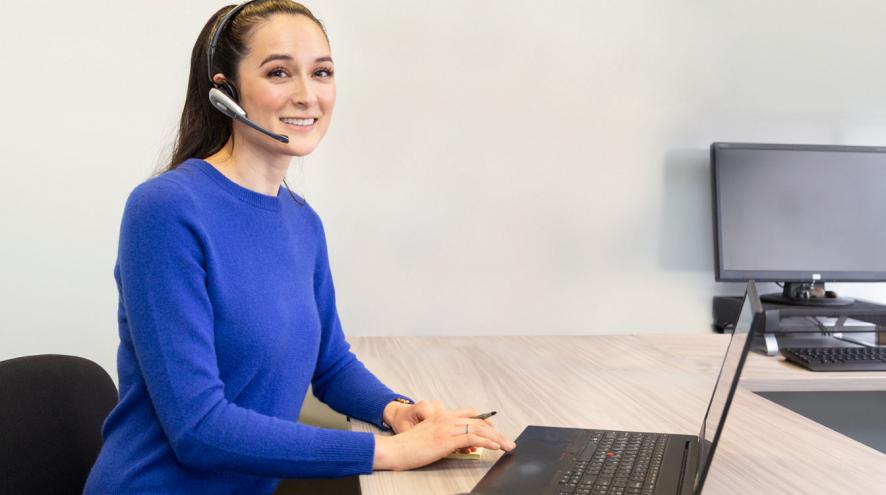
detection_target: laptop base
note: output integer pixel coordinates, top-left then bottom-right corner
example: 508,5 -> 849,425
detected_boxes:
471,426 -> 698,495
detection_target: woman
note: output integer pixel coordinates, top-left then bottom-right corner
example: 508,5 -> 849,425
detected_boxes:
84,1 -> 514,493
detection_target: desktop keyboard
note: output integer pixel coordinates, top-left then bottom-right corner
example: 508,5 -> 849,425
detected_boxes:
781,346 -> 886,371
557,430 -> 667,495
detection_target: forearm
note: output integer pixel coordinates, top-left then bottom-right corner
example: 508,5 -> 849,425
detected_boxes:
175,406 -> 376,477
313,357 -> 412,428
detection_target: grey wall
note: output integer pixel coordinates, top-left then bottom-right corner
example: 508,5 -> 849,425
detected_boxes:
2,0 -> 886,380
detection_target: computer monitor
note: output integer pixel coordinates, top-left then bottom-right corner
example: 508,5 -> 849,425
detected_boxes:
711,142 -> 886,306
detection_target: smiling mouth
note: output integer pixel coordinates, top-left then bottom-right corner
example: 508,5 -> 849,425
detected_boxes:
279,117 -> 317,127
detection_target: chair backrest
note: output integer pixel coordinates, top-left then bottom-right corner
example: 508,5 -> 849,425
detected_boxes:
0,354 -> 117,495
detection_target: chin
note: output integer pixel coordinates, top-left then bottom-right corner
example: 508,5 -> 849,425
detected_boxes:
273,129 -> 324,156
258,132 -> 315,155
280,142 -> 318,157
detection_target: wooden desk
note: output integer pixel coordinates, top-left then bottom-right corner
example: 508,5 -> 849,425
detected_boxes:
348,335 -> 886,495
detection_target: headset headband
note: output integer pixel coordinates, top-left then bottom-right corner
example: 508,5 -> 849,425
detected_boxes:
207,1 -> 257,87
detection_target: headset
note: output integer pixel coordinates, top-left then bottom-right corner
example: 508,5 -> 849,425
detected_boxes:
207,1 -> 290,144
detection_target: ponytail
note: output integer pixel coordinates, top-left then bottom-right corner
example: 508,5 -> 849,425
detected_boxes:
165,5 -> 235,172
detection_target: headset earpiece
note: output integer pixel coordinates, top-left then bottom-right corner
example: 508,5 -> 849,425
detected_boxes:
209,87 -> 246,119
217,80 -> 239,102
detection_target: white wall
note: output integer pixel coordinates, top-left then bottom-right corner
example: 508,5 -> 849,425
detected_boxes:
2,0 -> 886,380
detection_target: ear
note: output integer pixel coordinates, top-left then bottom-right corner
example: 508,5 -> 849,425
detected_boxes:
211,73 -> 239,102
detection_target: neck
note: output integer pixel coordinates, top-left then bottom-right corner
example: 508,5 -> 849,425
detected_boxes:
204,135 -> 292,196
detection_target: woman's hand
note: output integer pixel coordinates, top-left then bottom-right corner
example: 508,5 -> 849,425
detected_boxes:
373,408 -> 517,471
383,399 -> 445,434
384,399 -> 482,454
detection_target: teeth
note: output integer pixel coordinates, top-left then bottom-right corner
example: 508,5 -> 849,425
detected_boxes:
280,118 -> 316,126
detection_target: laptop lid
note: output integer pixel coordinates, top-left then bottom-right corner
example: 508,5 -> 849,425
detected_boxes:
692,280 -> 761,493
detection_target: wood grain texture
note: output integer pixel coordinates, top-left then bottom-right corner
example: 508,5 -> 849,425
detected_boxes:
348,335 -> 886,494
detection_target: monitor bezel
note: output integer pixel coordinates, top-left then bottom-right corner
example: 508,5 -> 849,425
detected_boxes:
711,142 -> 886,282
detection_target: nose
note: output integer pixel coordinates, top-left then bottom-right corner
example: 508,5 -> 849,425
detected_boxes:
290,74 -> 316,107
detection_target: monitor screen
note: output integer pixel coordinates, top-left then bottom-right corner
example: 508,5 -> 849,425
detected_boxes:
712,143 -> 886,281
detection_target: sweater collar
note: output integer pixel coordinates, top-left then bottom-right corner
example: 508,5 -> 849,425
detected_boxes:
183,158 -> 284,212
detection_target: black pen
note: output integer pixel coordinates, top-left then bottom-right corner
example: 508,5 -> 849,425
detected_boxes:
470,411 -> 497,420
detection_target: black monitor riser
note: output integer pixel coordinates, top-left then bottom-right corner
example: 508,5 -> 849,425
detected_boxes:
760,281 -> 855,307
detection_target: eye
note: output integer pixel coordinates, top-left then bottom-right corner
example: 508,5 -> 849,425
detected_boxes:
315,67 -> 335,78
268,67 -> 290,78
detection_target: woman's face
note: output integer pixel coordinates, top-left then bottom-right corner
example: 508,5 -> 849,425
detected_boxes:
224,13 -> 335,157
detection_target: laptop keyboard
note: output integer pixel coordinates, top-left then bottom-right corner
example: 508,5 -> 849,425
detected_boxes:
557,430 -> 667,495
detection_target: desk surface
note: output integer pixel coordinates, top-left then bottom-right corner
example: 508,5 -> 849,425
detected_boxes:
349,334 -> 886,495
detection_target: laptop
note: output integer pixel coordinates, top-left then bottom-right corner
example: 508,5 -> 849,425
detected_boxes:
471,281 -> 761,495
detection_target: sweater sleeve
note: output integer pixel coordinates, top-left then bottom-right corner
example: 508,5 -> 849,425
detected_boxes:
117,179 -> 376,478
308,212 -> 413,430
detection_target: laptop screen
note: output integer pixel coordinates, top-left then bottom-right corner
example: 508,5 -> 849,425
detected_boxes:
693,281 -> 760,491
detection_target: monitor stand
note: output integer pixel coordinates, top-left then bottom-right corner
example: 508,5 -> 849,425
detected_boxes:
761,281 -> 855,307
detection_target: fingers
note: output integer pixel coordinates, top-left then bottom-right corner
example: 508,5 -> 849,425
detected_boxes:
450,420 -> 516,452
469,421 -> 505,447
449,408 -> 493,426
458,433 -> 503,451
413,400 -> 436,420
449,408 -> 481,418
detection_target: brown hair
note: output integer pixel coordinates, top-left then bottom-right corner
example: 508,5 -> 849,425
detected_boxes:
163,0 -> 328,172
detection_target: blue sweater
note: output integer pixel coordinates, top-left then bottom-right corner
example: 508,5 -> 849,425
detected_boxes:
84,159 -> 410,494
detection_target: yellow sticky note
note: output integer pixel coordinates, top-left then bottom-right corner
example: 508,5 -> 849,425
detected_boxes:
445,448 -> 484,460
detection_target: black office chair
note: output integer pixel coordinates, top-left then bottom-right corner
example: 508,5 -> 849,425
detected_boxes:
0,354 -> 117,495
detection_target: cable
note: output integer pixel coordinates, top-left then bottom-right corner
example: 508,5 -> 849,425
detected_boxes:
806,316 -> 828,334
806,316 -> 879,348
282,178 -> 305,206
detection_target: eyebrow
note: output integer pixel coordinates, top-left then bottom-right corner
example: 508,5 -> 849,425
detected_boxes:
258,54 -> 334,67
